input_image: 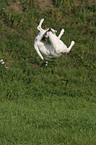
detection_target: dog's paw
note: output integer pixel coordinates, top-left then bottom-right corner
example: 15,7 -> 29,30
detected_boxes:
71,41 -> 75,45
41,18 -> 44,23
61,29 -> 64,33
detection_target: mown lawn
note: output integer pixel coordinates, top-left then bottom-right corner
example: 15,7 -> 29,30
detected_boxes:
0,95 -> 96,144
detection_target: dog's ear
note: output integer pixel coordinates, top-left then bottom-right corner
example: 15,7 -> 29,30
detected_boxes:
42,35 -> 47,41
51,28 -> 57,33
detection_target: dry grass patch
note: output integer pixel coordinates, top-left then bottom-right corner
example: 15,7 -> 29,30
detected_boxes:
8,1 -> 22,13
35,0 -> 54,10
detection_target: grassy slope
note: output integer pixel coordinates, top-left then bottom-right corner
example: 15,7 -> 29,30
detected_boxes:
0,0 -> 96,144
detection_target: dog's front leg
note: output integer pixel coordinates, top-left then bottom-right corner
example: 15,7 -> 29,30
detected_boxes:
58,29 -> 64,39
37,18 -> 44,31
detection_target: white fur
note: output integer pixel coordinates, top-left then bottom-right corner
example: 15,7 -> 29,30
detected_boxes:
34,19 -> 75,61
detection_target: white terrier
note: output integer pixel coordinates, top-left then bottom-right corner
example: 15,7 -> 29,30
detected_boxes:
34,19 -> 75,65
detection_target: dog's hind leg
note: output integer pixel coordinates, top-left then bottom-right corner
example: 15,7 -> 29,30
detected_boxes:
67,41 -> 75,53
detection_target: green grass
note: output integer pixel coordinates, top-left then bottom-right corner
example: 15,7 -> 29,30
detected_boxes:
0,0 -> 96,144
0,96 -> 96,144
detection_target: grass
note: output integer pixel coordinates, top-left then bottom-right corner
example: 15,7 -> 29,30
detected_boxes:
0,0 -> 96,144
0,96 -> 96,144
